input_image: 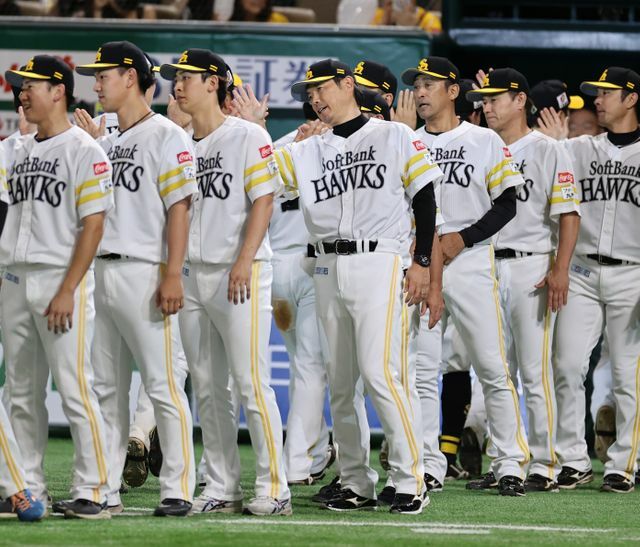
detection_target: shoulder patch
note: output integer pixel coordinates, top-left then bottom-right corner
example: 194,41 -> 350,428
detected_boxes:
412,140 -> 426,151
93,161 -> 109,175
177,151 -> 193,164
260,145 -> 273,159
503,147 -> 512,158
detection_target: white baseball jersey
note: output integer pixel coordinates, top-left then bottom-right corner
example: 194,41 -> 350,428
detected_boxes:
495,130 -> 581,253
0,126 -> 113,267
275,118 -> 442,245
2,130 -> 32,171
0,144 -> 8,205
415,121 -> 524,237
93,112 -> 119,135
99,114 -> 198,263
562,134 -> 640,262
189,116 -> 280,265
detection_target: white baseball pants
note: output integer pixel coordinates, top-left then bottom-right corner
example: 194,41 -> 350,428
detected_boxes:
0,396 -> 26,498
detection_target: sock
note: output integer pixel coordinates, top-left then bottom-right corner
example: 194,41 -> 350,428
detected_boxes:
440,371 -> 472,464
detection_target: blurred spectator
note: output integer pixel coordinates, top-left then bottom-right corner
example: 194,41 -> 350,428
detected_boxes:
372,0 -> 441,33
93,0 -> 140,18
0,0 -> 21,15
229,0 -> 289,22
141,0 -> 188,19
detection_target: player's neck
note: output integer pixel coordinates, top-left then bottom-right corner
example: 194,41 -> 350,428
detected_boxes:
425,110 -> 459,134
497,117 -> 530,145
605,115 -> 638,134
330,105 -> 362,127
36,111 -> 72,139
191,107 -> 227,140
117,96 -> 153,132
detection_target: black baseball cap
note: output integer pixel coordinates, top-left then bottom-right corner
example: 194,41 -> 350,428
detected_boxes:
225,64 -> 243,92
160,49 -> 227,81
530,80 -> 584,116
353,60 -> 398,98
455,79 -> 482,117
291,59 -> 353,102
359,88 -> 391,121
466,68 -> 529,101
580,67 -> 640,96
5,55 -> 74,95
76,41 -> 152,76
401,57 -> 459,85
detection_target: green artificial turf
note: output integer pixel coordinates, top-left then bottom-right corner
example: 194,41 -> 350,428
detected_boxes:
1,438 -> 638,546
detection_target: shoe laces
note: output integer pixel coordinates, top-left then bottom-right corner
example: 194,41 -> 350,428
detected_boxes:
11,491 -> 33,512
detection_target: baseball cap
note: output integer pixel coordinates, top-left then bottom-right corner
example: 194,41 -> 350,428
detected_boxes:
529,80 -> 584,117
401,56 -> 459,85
5,55 -> 74,95
160,49 -> 227,81
225,64 -> 243,92
580,67 -> 640,96
76,41 -> 152,76
455,79 -> 482,117
353,60 -> 398,98
291,59 -> 353,102
359,88 -> 391,121
466,68 -> 529,101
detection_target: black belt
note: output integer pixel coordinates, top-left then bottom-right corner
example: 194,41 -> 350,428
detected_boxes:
494,249 -> 534,259
97,253 -> 123,260
307,239 -> 378,258
586,254 -> 633,266
281,197 -> 299,212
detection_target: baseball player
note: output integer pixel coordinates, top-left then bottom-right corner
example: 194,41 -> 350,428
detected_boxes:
553,66 -> 640,493
404,56 -> 530,496
75,40 -> 197,516
277,58 -> 443,515
159,48 -> 290,516
467,68 -> 581,491
359,88 -> 391,121
1,55 -> 113,519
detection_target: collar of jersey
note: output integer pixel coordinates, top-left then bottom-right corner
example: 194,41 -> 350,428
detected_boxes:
506,128 -> 539,155
422,119 -> 471,149
322,115 -> 380,150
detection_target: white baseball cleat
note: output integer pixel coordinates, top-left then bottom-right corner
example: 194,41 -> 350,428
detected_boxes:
191,495 -> 242,514
243,496 -> 293,516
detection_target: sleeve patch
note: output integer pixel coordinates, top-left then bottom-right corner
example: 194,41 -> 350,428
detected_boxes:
93,162 -> 109,175
267,159 -> 278,175
100,177 -> 113,193
177,151 -> 193,164
412,140 -> 426,151
561,186 -> 575,200
558,171 -> 575,185
260,145 -> 273,159
183,166 -> 196,180
503,147 -> 512,158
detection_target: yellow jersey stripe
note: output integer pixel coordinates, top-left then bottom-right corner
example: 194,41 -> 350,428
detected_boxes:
486,158 -> 511,181
75,177 -> 102,195
404,152 -> 426,174
550,197 -> 581,206
158,165 -> 186,184
487,170 -> 520,191
159,177 -> 190,198
404,162 -> 437,188
77,191 -> 107,207
282,151 -> 299,189
244,158 -> 270,178
245,172 -> 275,193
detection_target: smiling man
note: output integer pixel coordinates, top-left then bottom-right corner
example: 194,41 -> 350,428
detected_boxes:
552,66 -> 640,494
275,59 -> 444,515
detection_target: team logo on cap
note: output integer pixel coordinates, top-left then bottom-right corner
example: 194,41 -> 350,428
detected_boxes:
599,69 -> 608,82
418,59 -> 429,72
482,74 -> 490,88
95,48 -> 102,62
306,69 -> 313,80
25,58 -> 34,72
354,62 -> 365,76
178,51 -> 189,64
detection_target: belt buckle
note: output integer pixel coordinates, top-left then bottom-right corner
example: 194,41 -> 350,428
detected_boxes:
334,239 -> 351,255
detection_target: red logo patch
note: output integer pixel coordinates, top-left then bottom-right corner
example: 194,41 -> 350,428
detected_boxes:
558,171 -> 575,185
412,140 -> 426,151
93,162 -> 108,175
177,151 -> 193,164
259,145 -> 273,159
503,147 -> 512,158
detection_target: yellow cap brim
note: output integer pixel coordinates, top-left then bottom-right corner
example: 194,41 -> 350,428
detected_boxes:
291,75 -> 336,102
569,95 -> 585,109
580,81 -> 623,96
159,63 -> 209,81
233,74 -> 243,87
5,69 -> 52,88
465,87 -> 509,101
401,68 -> 449,85
355,75 -> 379,89
75,63 -> 120,75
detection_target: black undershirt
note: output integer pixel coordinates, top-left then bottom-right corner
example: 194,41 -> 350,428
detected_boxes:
333,114 -> 436,258
607,127 -> 640,147
0,201 -> 6,238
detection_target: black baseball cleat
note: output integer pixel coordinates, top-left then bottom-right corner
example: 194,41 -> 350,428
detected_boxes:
324,489 -> 377,512
424,473 -> 443,493
122,438 -> 149,488
52,499 -> 73,514
557,466 -> 593,490
389,491 -> 429,515
498,476 -> 526,497
63,499 -> 111,520
524,473 -> 559,493
377,485 -> 396,505
445,462 -> 470,481
311,476 -> 341,503
636,472 -> 640,486
601,474 -> 635,494
466,471 -> 498,490
148,427 -> 163,477
460,427 -> 483,477
153,498 -> 192,517
0,497 -> 17,519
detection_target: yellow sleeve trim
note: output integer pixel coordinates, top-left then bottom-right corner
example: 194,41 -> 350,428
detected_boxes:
158,165 -> 186,184
550,197 -> 581,206
77,191 -> 107,206
404,152 -> 427,174
486,158 -> 511,182
488,170 -> 520,191
160,177 -> 191,198
76,177 -> 102,195
244,158 -> 270,178
245,172 -> 275,193
404,162 -> 437,188
276,149 -> 298,190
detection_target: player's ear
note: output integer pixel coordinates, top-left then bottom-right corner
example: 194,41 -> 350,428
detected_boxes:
624,90 -> 638,110
449,83 -> 460,101
51,83 -> 65,104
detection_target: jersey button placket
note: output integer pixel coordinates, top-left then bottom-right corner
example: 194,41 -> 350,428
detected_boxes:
337,146 -> 354,239
14,198 -> 33,263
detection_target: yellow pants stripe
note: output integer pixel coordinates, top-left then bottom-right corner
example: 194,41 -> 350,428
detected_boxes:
75,276 -> 108,502
625,357 -> 640,476
383,257 -> 422,494
163,315 -> 192,500
540,306 -> 557,476
490,248 -> 530,464
250,262 -> 280,499
0,416 -> 25,494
